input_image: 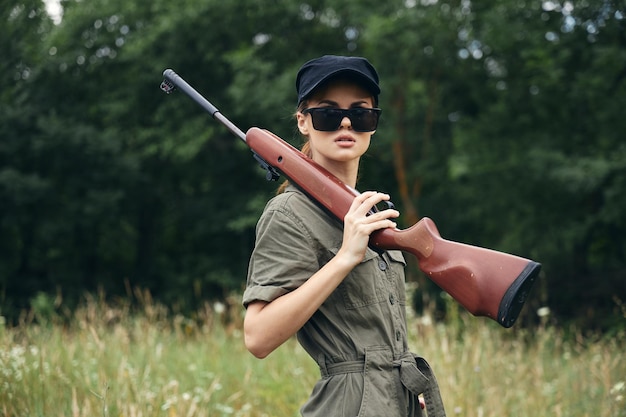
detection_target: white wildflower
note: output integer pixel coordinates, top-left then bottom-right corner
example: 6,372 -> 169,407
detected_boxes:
611,381 -> 625,395
536,306 -> 550,317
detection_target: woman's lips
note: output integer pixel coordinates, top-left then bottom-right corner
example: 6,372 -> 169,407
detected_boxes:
334,135 -> 356,146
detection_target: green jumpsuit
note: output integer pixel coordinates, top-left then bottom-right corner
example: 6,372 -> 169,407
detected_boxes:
243,185 -> 446,417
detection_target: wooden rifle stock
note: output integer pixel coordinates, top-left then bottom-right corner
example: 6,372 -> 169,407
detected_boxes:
160,69 -> 540,328
246,128 -> 540,328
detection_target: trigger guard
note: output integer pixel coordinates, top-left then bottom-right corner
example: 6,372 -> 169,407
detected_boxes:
368,199 -> 396,215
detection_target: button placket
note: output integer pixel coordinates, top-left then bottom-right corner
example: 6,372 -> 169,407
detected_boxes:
378,253 -> 406,351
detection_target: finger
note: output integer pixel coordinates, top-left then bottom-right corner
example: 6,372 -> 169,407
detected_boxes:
346,192 -> 379,218
351,191 -> 379,207
360,218 -> 398,234
363,208 -> 399,223
354,192 -> 392,216
356,209 -> 398,227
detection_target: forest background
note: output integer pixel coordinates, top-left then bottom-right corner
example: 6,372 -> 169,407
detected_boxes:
1,0 -> 625,333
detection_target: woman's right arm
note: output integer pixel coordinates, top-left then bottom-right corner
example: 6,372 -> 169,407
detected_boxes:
243,191 -> 398,359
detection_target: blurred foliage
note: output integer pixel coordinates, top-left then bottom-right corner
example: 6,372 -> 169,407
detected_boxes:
1,0 -> 624,332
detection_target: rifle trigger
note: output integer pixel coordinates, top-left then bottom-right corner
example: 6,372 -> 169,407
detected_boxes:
367,199 -> 395,215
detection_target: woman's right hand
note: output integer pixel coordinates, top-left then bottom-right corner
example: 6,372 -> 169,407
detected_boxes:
337,191 -> 399,267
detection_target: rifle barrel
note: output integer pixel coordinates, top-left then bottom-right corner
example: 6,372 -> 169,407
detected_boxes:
161,69 -> 247,143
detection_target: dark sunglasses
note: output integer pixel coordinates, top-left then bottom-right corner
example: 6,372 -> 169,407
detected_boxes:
302,107 -> 382,132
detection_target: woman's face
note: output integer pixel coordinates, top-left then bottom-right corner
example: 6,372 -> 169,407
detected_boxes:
297,80 -> 376,169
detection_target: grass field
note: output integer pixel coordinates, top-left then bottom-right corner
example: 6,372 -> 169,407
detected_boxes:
1,291 -> 624,417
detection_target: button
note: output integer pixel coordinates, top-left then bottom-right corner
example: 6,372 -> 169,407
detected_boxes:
378,259 -> 387,271
389,293 -> 395,305
396,330 -> 401,341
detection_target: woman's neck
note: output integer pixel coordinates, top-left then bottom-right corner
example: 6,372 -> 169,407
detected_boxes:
317,158 -> 360,188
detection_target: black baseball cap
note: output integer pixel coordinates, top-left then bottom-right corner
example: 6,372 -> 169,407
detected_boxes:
295,55 -> 380,105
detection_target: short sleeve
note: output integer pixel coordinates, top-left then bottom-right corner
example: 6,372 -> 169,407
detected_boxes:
242,193 -> 323,307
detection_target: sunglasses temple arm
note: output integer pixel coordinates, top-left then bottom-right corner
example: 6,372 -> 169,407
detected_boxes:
160,69 -> 280,181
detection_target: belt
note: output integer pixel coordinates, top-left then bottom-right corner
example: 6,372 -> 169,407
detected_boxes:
393,352 -> 446,417
320,351 -> 446,417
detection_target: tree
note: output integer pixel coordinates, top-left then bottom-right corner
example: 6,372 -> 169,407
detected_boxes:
396,0 -> 626,328
2,0 -> 624,330
0,0 -> 58,311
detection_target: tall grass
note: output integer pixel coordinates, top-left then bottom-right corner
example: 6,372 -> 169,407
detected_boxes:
1,291 -> 624,417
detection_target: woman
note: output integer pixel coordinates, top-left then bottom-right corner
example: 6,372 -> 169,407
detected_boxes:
242,55 -> 446,417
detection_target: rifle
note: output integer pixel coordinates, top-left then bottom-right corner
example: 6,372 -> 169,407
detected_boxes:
160,69 -> 541,328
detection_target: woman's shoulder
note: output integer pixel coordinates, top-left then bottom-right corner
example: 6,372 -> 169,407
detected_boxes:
264,184 -> 320,216
259,184 -> 339,237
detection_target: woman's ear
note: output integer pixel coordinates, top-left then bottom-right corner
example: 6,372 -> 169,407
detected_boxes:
296,112 -> 309,135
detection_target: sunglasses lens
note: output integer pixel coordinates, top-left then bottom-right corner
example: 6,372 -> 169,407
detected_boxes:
350,108 -> 379,132
310,109 -> 343,131
307,108 -> 380,132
